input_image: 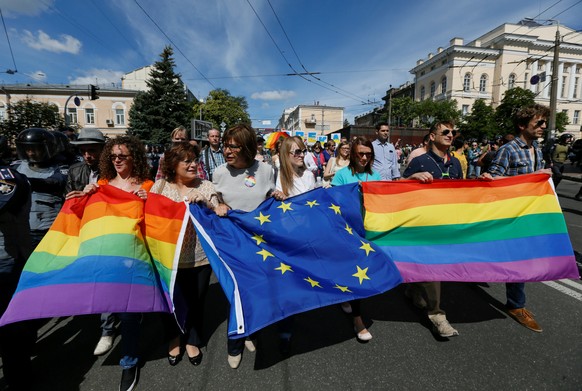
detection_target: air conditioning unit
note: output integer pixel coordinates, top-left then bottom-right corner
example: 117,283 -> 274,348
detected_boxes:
106,119 -> 114,126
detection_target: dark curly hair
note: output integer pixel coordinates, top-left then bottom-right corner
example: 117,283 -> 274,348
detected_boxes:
162,142 -> 200,182
99,135 -> 150,182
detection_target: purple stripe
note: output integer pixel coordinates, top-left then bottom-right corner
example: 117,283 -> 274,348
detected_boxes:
0,283 -> 171,326
395,256 -> 580,283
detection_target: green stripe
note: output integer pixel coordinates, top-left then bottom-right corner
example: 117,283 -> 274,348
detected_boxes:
24,253 -> 78,273
366,213 -> 568,246
78,233 -> 150,260
152,258 -> 172,287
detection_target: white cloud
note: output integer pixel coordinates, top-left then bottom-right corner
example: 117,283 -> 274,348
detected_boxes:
1,0 -> 53,17
251,90 -> 296,100
22,30 -> 82,54
69,69 -> 125,86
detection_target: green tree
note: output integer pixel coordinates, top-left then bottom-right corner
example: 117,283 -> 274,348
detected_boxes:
494,87 -> 536,134
459,99 -> 497,140
390,97 -> 417,127
128,46 -> 192,144
555,111 -> 569,133
193,89 -> 250,129
343,118 -> 350,128
0,99 -> 64,140
415,99 -> 461,127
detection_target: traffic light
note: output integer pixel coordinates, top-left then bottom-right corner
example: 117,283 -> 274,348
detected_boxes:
89,84 -> 100,100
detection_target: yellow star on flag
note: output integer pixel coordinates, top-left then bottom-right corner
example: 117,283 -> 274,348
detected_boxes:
352,265 -> 371,285
304,276 -> 322,288
257,249 -> 274,261
255,212 -> 271,225
277,201 -> 293,213
251,233 -> 266,246
305,200 -> 319,208
344,223 -> 353,235
334,284 -> 352,293
275,262 -> 293,274
329,204 -> 341,215
359,241 -> 375,256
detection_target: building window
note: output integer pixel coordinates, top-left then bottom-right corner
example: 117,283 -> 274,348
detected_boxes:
576,66 -> 581,74
462,105 -> 469,117
420,86 -> 425,100
85,108 -> 95,124
430,81 -> 436,98
67,107 -> 77,124
115,108 -> 125,125
441,76 -> 447,95
508,73 -> 516,89
561,76 -> 567,98
463,73 -> 472,92
574,77 -> 579,99
479,74 -> 487,93
574,110 -> 580,125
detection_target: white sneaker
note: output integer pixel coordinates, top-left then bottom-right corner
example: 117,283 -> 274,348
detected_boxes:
428,314 -> 459,337
244,339 -> 256,352
94,335 -> 114,356
227,353 -> 242,369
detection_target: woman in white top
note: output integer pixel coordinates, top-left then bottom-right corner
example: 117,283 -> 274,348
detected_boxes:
276,136 -> 315,198
323,140 -> 350,186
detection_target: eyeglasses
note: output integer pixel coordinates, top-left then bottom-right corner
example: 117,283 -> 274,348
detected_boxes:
109,154 -> 130,161
180,159 -> 199,166
439,129 -> 457,137
535,119 -> 547,128
357,152 -> 373,158
340,147 -> 350,151
291,149 -> 307,157
224,144 -> 242,151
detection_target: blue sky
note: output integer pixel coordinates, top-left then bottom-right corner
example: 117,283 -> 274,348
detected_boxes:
1,0 -> 581,129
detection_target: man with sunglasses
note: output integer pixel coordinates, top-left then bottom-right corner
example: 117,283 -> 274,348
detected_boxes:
402,121 -> 462,338
372,122 -> 401,181
484,104 -> 552,333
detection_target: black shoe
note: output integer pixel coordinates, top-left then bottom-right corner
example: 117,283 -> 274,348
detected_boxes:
168,353 -> 181,366
188,350 -> 203,366
119,366 -> 138,391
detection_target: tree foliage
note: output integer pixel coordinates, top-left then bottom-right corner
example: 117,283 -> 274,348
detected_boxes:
0,99 -> 65,141
494,87 -> 536,134
193,89 -> 250,130
459,99 -> 497,140
128,46 -> 192,144
415,99 -> 461,127
390,97 -> 416,127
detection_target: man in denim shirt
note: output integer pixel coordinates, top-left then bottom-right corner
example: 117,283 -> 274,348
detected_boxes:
485,104 -> 551,333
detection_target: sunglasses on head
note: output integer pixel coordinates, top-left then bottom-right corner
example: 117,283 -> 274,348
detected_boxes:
291,149 -> 307,156
535,119 -> 547,128
439,129 -> 457,137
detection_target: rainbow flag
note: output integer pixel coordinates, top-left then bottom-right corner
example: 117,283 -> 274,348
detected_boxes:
0,185 -> 172,326
363,174 -> 579,283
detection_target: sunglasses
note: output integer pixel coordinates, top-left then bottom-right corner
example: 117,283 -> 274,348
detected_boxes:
535,119 -> 547,128
291,149 -> 307,156
439,129 -> 457,137
224,144 -> 242,151
357,152 -> 373,158
109,154 -> 130,161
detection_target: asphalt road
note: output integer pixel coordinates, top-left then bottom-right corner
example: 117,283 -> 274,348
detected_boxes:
2,180 -> 582,391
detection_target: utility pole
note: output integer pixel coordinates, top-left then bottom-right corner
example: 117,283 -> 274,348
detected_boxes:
548,25 -> 560,139
388,84 -> 393,127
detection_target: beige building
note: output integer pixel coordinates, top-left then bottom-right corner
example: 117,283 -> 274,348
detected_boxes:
278,104 -> 344,135
0,84 -> 139,138
410,19 -> 582,135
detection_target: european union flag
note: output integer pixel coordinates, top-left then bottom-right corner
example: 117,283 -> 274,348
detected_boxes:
189,183 -> 402,338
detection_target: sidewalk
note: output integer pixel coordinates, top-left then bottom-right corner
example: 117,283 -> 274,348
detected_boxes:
562,163 -> 582,182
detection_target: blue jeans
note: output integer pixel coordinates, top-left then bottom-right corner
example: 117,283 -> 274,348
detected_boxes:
100,313 -> 116,337
118,313 -> 141,369
506,282 -> 526,309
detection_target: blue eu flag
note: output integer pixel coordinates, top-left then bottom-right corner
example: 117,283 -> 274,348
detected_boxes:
189,183 -> 402,338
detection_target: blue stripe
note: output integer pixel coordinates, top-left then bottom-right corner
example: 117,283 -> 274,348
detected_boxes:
376,233 -> 574,264
16,255 -> 158,292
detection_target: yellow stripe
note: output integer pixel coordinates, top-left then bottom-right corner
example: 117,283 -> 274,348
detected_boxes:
147,237 -> 178,270
80,216 -> 141,241
365,194 -> 561,231
35,230 -> 80,257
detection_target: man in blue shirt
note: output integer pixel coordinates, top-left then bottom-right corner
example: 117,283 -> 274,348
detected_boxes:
403,120 -> 461,338
372,122 -> 400,181
485,104 -> 551,333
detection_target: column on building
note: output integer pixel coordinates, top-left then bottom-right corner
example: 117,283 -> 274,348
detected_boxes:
568,63 -> 577,99
543,61 -> 551,99
556,62 -> 564,98
530,61 -> 538,93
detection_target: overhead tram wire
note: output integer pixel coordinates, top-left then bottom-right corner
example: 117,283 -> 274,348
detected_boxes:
133,0 -> 216,89
266,0 -> 368,103
245,0 -> 367,105
183,68 -> 403,81
0,7 -> 17,74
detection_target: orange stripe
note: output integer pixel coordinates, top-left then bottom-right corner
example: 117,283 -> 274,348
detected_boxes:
364,180 -> 554,213
49,211 -> 82,236
145,214 -> 183,243
145,193 -> 186,219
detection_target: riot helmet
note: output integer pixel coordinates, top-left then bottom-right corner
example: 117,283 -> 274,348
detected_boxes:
16,128 -> 58,164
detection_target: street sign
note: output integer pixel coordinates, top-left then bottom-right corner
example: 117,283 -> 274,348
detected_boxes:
220,121 -> 226,133
191,119 -> 213,141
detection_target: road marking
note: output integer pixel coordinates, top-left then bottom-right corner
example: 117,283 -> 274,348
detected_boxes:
557,278 -> 582,292
542,281 -> 582,302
